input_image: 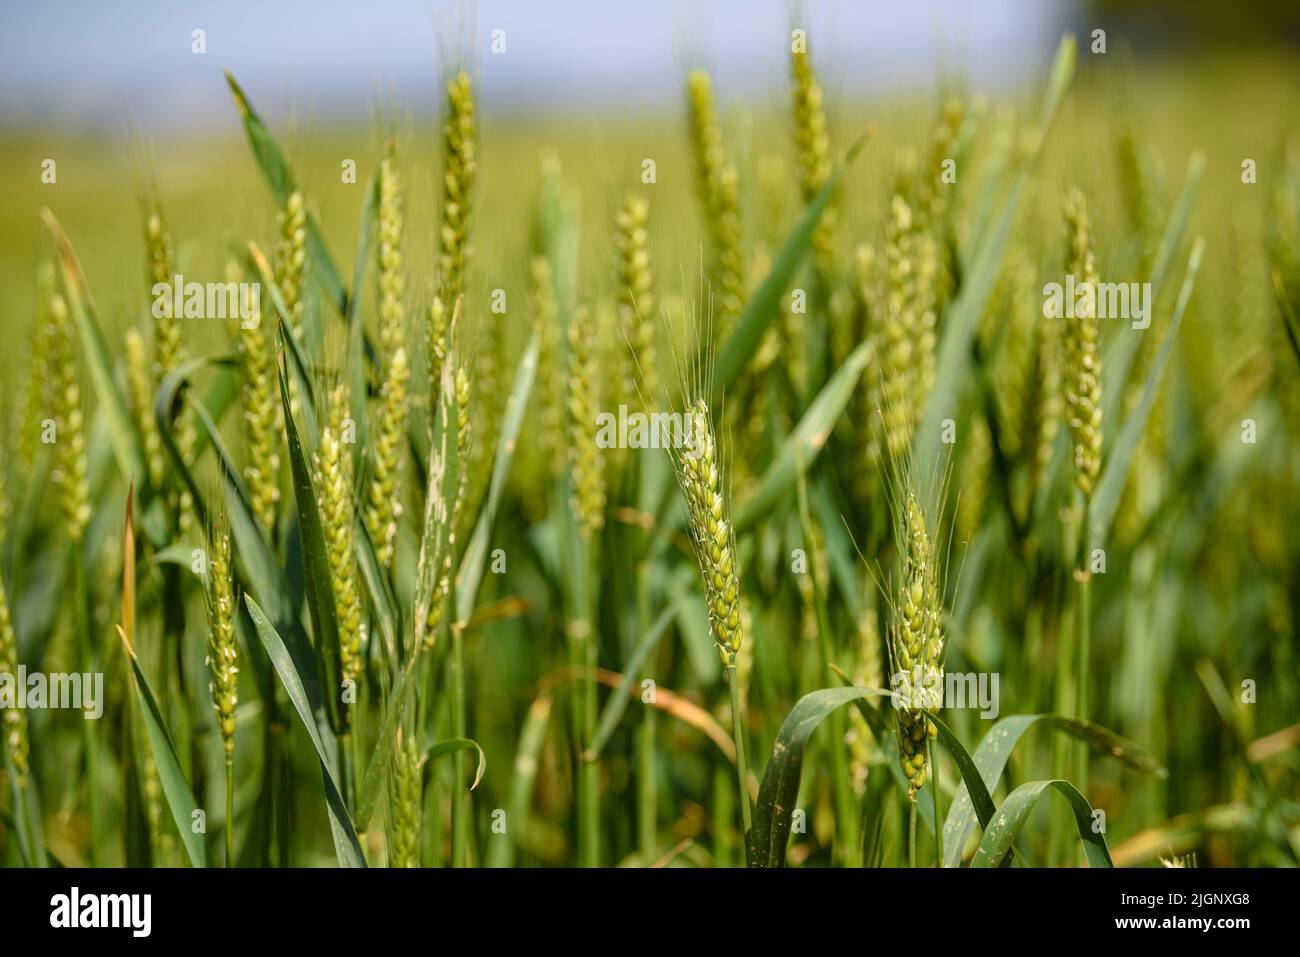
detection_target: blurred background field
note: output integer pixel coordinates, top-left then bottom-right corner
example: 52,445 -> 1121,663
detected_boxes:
1,0 -> 1299,868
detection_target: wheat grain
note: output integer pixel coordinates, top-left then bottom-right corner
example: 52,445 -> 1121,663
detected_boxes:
387,730 -> 422,868
790,39 -> 836,279
915,97 -> 964,236
315,383 -> 365,694
44,288 -> 90,542
1063,187 -> 1102,496
531,257 -> 565,477
567,304 -> 605,539
675,398 -> 742,666
888,490 -> 943,800
146,210 -> 195,532
423,359 -> 473,650
146,212 -> 183,379
366,148 -> 410,569
125,328 -> 166,491
275,191 -> 307,345
0,468 -> 27,780
616,194 -> 656,406
235,268 -> 282,532
203,503 -> 242,850
203,516 -> 239,755
686,70 -> 745,332
867,193 -> 937,466
426,294 -> 460,418
982,248 -> 1036,461
440,71 -> 476,306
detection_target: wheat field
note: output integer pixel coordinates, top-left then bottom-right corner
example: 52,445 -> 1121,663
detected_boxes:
1,12 -> 1299,871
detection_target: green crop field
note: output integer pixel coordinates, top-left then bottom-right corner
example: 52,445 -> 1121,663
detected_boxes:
1,21 -> 1298,872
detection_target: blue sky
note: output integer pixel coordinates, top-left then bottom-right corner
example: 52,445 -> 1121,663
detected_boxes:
0,0 -> 1068,132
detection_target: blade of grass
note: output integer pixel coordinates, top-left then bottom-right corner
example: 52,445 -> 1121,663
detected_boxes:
250,242 -> 319,436
353,650 -> 420,832
942,713 -> 1165,867
276,342 -> 344,734
245,596 -> 365,867
750,687 -> 893,867
345,167 -> 381,460
1089,237 -> 1203,552
735,339 -> 873,532
913,35 -> 1076,490
424,737 -> 486,791
119,640 -> 210,868
157,355 -> 319,705
828,666 -> 939,834
1101,151 -> 1204,433
710,128 -> 873,400
454,330 -> 540,625
41,210 -> 151,502
225,71 -> 348,318
1273,268 -> 1300,371
588,594 -> 682,758
970,779 -> 1112,868
486,693 -> 552,868
540,665 -> 739,763
118,492 -> 208,868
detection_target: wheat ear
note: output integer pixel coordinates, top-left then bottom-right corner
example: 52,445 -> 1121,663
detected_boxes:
1063,187 -> 1102,496
315,384 -> 366,695
567,304 -> 605,539
686,70 -> 745,332
440,70 -> 476,305
366,147 -> 410,569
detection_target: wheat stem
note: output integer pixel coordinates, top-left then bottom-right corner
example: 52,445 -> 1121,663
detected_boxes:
908,800 -> 918,868
728,666 -> 752,854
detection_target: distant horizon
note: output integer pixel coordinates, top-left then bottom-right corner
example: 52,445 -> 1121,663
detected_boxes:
0,0 -> 1069,134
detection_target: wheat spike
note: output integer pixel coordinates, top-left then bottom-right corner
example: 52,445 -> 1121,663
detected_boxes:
388,731 -> 422,867
274,191 -> 307,345
1062,188 -> 1102,496
315,384 -> 366,694
531,257 -> 565,477
146,211 -> 196,532
888,491 -> 944,800
790,38 -> 836,278
146,211 -> 183,378
204,516 -> 239,755
686,70 -> 745,332
366,149 -> 410,569
44,288 -> 90,542
440,70 -> 477,306
616,194 -> 656,406
868,193 -> 937,466
675,399 -> 742,666
125,327 -> 166,491
424,360 -> 473,650
0,540 -> 29,783
235,268 -> 282,532
567,304 -> 605,539
13,286 -> 51,471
